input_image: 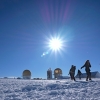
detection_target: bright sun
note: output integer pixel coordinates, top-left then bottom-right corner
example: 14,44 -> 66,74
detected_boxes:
49,38 -> 63,51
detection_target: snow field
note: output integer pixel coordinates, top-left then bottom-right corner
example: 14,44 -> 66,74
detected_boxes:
0,78 -> 100,100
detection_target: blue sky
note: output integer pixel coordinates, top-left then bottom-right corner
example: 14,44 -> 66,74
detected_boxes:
0,0 -> 100,78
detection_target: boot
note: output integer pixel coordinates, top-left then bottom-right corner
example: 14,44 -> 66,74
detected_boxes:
89,75 -> 91,80
86,79 -> 88,81
86,76 -> 88,81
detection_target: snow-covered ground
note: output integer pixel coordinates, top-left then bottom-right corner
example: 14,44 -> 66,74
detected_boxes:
0,78 -> 100,100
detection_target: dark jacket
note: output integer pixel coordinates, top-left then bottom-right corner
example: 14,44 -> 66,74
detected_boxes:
69,65 -> 76,74
81,60 -> 91,72
77,70 -> 82,75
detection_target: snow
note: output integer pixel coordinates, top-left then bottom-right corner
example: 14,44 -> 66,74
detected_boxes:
0,78 -> 100,100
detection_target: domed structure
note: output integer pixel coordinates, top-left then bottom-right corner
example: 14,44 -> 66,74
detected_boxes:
22,70 -> 31,79
54,68 -> 62,78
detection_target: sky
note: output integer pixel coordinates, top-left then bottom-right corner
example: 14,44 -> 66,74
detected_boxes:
0,0 -> 100,78
0,78 -> 100,99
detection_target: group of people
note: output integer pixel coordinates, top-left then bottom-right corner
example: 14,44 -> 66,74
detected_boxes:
69,60 -> 92,81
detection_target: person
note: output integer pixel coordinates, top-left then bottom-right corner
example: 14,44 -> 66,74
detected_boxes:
69,65 -> 73,80
77,69 -> 82,80
69,65 -> 76,81
81,60 -> 91,81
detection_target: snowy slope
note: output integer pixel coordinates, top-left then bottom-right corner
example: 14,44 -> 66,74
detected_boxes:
0,78 -> 100,100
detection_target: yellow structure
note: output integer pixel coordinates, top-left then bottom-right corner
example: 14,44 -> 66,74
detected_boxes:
54,68 -> 62,78
22,69 -> 31,79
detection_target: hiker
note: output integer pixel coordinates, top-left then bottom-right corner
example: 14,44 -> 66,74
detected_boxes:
81,60 -> 91,81
69,65 -> 76,81
77,69 -> 82,80
69,65 -> 73,80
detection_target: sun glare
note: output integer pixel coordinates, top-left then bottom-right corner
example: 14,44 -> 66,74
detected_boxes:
49,38 -> 63,51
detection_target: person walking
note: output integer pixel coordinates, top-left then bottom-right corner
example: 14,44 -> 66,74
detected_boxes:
69,65 -> 76,81
77,69 -> 82,80
81,60 -> 91,81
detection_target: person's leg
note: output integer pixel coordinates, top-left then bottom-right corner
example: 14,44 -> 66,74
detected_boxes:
80,74 -> 81,79
70,73 -> 73,80
73,76 -> 76,81
89,72 -> 91,80
86,71 -> 89,81
79,75 -> 81,80
78,74 -> 80,79
71,73 -> 74,80
86,76 -> 88,81
72,73 -> 76,81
